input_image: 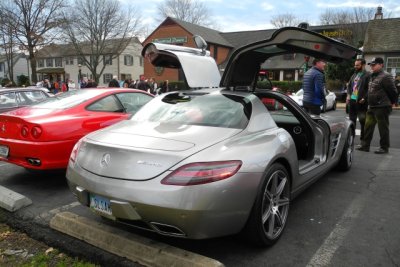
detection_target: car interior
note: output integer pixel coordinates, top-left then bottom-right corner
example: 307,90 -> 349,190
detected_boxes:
255,91 -> 315,162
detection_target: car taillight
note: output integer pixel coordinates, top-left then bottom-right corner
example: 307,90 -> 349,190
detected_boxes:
21,126 -> 29,137
70,139 -> 83,163
161,160 -> 242,186
31,126 -> 42,139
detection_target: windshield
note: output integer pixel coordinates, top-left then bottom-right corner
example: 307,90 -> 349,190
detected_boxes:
29,90 -> 103,109
131,92 -> 251,129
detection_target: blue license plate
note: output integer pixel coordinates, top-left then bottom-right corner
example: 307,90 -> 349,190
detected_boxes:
90,194 -> 112,216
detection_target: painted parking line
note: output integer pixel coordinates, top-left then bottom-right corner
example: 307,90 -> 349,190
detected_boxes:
306,154 -> 392,266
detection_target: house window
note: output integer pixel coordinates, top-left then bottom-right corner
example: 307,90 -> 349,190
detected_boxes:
104,55 -> 112,65
124,55 -> 133,66
37,59 -> 44,68
121,74 -> 132,80
46,58 -> 53,67
90,55 -> 96,65
78,57 -> 84,65
55,57 -> 62,67
213,45 -> 218,60
65,57 -> 74,65
387,57 -> 400,75
0,63 -> 3,71
139,57 -> 143,67
103,73 -> 113,84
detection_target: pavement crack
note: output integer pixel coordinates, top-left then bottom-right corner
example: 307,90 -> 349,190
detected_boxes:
384,246 -> 399,267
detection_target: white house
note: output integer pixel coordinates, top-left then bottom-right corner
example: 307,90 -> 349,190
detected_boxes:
35,37 -> 144,87
0,53 -> 31,84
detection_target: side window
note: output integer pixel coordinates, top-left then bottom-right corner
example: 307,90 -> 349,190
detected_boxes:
0,92 -> 17,108
17,91 -> 47,105
115,92 -> 153,114
86,95 -> 124,112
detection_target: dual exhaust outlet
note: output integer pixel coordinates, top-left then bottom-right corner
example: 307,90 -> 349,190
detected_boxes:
27,158 -> 41,166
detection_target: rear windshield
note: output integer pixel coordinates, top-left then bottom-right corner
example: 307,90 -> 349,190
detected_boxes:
132,92 -> 251,129
29,90 -> 103,109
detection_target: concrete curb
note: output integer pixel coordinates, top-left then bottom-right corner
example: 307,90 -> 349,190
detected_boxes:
0,185 -> 32,212
50,211 -> 224,267
335,103 -> 400,110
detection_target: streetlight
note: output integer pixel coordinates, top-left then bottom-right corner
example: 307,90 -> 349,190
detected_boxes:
78,64 -> 82,89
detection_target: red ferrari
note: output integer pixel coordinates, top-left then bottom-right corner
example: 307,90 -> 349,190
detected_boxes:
0,88 -> 153,170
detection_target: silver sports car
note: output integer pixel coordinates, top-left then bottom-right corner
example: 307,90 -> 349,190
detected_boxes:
67,27 -> 360,246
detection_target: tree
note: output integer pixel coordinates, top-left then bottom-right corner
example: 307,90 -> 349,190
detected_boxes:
270,13 -> 301,28
0,0 -> 67,83
62,0 -> 143,84
319,8 -> 376,47
157,0 -> 217,28
0,15 -> 17,83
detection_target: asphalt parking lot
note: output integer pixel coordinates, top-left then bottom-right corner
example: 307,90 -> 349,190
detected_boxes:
1,108 -> 400,267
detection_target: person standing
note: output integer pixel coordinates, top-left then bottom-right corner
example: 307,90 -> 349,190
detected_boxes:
302,58 -> 326,115
108,75 -> 120,87
160,80 -> 170,94
346,58 -> 370,142
148,77 -> 157,94
136,76 -> 149,91
357,57 -> 398,154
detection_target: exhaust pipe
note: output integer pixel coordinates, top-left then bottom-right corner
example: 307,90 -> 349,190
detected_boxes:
27,158 -> 41,166
150,222 -> 186,237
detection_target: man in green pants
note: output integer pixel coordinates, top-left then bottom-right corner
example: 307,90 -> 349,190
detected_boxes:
356,57 -> 398,154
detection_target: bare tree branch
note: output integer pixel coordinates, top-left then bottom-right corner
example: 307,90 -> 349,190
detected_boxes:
270,13 -> 301,28
157,0 -> 218,29
0,0 -> 67,83
319,8 -> 375,46
62,0 -> 143,83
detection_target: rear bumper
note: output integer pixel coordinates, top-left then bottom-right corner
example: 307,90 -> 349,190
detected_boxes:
0,137 -> 77,170
66,161 -> 262,239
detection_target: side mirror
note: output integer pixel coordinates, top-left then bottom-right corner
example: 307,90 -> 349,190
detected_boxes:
193,35 -> 207,55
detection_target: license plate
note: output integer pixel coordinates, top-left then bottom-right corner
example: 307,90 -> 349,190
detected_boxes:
90,194 -> 112,216
0,145 -> 9,158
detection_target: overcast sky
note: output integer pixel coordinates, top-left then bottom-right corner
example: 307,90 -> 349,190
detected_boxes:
119,0 -> 400,34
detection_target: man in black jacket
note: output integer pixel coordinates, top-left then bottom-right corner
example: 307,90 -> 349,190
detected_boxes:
357,57 -> 399,154
346,58 -> 370,142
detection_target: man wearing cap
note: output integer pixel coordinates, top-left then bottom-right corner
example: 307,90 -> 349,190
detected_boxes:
302,58 -> 326,115
357,57 -> 398,154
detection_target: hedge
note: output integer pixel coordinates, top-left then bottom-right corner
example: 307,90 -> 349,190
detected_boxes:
163,80 -> 341,94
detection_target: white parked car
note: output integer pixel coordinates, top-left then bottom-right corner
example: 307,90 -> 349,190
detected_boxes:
290,88 -> 337,112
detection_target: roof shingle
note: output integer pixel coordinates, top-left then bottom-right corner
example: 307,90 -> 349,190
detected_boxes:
363,18 -> 400,53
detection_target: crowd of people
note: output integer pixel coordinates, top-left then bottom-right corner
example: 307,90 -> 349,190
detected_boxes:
108,75 -> 171,95
302,56 -> 399,155
36,75 -> 172,96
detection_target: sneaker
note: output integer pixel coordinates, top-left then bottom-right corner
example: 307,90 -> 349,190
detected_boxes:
356,146 -> 369,152
374,148 -> 388,154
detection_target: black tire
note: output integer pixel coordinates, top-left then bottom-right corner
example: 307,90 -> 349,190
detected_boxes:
336,130 -> 354,171
242,163 -> 290,246
332,101 -> 337,111
321,102 -> 327,113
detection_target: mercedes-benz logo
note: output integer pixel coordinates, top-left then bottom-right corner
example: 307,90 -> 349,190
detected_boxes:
100,153 -> 111,167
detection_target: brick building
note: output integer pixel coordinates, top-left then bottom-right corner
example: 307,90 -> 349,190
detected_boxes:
144,10 -> 400,85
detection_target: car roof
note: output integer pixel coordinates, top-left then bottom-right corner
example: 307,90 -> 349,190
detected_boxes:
0,87 -> 49,93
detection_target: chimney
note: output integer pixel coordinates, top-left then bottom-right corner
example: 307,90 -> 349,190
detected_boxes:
374,6 -> 383,20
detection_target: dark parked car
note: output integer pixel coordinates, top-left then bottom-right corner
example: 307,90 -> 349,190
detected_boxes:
0,87 -> 51,113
